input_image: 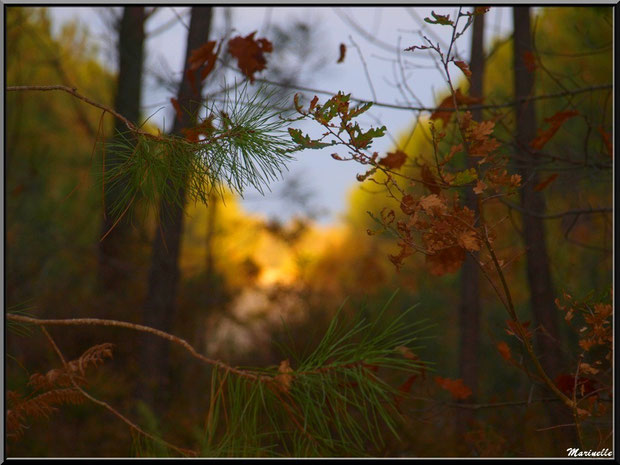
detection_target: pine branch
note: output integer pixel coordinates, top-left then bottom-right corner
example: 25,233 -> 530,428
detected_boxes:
6,85 -> 154,139
8,294 -> 430,457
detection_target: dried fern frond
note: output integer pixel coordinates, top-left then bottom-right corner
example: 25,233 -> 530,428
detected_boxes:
28,343 -> 114,391
8,343 -> 114,443
7,388 -> 84,441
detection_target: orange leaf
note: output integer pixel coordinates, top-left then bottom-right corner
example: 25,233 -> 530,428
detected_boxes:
389,241 -> 413,271
309,95 -> 319,112
337,43 -> 346,64
598,127 -> 612,157
188,40 -> 220,83
533,173 -> 558,191
170,98 -> 183,122
418,194 -> 447,215
378,150 -> 408,170
430,89 -> 481,126
400,194 -> 416,215
454,60 -> 472,78
228,32 -> 273,83
496,341 -> 511,361
421,164 -> 441,195
426,246 -> 465,276
457,230 -> 480,252
530,110 -> 579,150
430,94 -> 455,126
523,51 -> 537,73
434,376 -> 472,400
473,180 -> 486,195
181,115 -> 215,142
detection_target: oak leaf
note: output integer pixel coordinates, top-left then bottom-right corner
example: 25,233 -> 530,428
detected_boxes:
457,230 -> 480,252
228,32 -> 273,83
533,173 -> 558,191
418,194 -> 447,215
530,110 -> 579,150
473,180 -> 486,195
378,150 -> 408,170
430,89 -> 482,126
496,341 -> 511,361
188,40 -> 220,81
434,376 -> 472,399
426,246 -> 465,276
337,43 -> 346,63
454,60 -> 472,78
421,164 -> 441,194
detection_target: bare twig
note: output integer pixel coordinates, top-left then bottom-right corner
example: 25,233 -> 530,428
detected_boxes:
499,200 -> 612,220
38,326 -> 197,457
8,314 -> 271,383
6,85 -> 160,140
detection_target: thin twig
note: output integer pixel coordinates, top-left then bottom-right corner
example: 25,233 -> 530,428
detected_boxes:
38,326 -> 197,457
499,200 -> 612,220
8,314 -> 271,383
6,85 -> 160,140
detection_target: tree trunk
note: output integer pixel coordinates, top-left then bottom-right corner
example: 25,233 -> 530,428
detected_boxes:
513,6 -> 563,382
513,7 -> 573,449
456,10 -> 484,437
98,7 -> 145,303
137,6 -> 213,411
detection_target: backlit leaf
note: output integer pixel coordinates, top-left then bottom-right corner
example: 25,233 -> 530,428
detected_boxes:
533,173 -> 558,191
434,376 -> 472,399
378,150 -> 408,170
228,32 -> 273,83
530,110 -> 579,150
454,60 -> 472,78
337,43 -> 346,64
496,341 -> 511,361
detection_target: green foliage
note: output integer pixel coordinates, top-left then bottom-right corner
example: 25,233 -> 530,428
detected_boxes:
102,84 -> 297,220
197,293 -> 429,457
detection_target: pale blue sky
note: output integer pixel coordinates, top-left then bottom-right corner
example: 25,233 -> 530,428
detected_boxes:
47,6 -> 513,224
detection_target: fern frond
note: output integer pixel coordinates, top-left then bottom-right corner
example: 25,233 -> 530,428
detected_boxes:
7,388 -> 84,441
28,343 -> 114,391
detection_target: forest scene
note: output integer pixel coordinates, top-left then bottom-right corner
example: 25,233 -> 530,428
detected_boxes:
4,6 -> 614,458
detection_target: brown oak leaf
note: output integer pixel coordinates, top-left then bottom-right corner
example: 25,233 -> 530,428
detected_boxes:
337,43 -> 346,63
434,376 -> 472,400
228,32 -> 273,83
454,60 -> 472,78
530,110 -> 579,150
378,150 -> 408,170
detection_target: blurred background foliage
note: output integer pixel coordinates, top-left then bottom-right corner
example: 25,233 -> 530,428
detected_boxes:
5,6 -> 612,457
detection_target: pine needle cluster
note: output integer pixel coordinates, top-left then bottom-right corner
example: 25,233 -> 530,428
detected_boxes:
195,294 -> 431,457
101,84 -> 298,220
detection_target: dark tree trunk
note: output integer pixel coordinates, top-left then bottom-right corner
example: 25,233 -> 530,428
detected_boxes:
98,7 -> 145,302
457,10 -> 484,434
513,7 -> 573,448
513,6 -> 563,381
137,6 -> 213,411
